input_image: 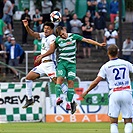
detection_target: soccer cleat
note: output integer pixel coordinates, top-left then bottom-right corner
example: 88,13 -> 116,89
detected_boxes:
71,101 -> 77,114
66,103 -> 71,110
56,97 -> 63,105
22,98 -> 34,108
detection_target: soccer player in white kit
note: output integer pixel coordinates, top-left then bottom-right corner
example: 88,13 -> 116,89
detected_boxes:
22,20 -> 67,108
81,44 -> 133,133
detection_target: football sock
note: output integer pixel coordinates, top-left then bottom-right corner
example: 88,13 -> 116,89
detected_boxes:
26,80 -> 33,100
55,84 -> 61,98
61,83 -> 68,94
124,123 -> 132,133
110,123 -> 118,133
67,88 -> 74,102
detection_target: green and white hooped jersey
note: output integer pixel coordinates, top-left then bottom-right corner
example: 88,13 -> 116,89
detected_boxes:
55,33 -> 83,63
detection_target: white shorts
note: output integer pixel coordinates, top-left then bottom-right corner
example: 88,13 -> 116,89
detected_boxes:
31,61 -> 56,78
108,90 -> 132,119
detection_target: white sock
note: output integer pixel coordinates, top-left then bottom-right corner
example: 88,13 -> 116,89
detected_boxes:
110,123 -> 119,133
124,123 -> 132,133
61,83 -> 68,94
26,79 -> 33,100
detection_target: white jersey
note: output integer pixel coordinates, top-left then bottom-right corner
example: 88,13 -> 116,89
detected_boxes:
98,58 -> 133,95
39,33 -> 56,62
104,30 -> 118,45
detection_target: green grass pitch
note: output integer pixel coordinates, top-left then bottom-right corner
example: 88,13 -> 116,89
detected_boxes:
0,122 -> 125,133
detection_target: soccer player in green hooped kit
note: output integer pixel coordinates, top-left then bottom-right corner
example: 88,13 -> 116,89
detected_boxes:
35,26 -> 106,114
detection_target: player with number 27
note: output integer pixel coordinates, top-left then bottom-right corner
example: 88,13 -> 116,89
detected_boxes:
81,44 -> 133,133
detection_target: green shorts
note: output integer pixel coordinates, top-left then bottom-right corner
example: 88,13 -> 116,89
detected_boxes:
56,60 -> 76,80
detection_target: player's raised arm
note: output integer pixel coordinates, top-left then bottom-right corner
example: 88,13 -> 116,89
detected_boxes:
82,38 -> 106,47
22,20 -> 40,38
34,41 -> 56,64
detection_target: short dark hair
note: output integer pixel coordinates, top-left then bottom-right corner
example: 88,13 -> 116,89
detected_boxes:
43,22 -> 55,29
24,8 -> 29,12
107,44 -> 119,57
56,26 -> 64,36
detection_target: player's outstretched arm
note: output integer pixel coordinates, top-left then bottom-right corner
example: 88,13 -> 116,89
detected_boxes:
81,76 -> 102,98
22,20 -> 40,38
82,38 -> 106,47
34,42 -> 56,64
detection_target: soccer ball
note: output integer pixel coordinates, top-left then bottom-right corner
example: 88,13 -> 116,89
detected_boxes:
50,11 -> 62,22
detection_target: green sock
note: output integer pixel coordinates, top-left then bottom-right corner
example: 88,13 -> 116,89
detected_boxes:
55,84 -> 61,98
67,88 -> 74,102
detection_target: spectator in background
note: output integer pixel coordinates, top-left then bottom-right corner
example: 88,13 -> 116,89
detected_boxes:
0,17 -> 6,81
41,0 -> 52,23
10,0 -> 15,31
104,23 -> 118,48
38,19 -> 44,32
0,17 -> 6,48
70,13 -> 83,57
122,37 -> 133,62
87,0 -> 97,19
82,16 -> 93,58
33,8 -> 43,32
109,0 -> 119,23
6,37 -> 23,80
33,37 -> 41,67
0,0 -> 4,18
64,7 -> 72,21
94,12 -> 106,43
114,11 -> 119,31
21,8 -> 31,45
82,11 -> 94,26
70,13 -> 83,35
2,0 -> 13,33
4,33 -> 13,74
58,15 -> 71,33
97,0 -> 107,20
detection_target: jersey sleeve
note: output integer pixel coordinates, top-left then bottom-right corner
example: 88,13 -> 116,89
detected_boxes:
98,65 -> 106,79
72,34 -> 83,41
39,32 -> 45,39
127,62 -> 133,73
33,39 -> 38,45
55,36 -> 60,47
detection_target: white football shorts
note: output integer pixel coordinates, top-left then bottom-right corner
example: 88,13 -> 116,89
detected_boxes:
31,61 -> 56,78
108,90 -> 133,119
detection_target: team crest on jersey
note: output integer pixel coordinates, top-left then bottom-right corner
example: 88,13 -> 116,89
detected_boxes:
58,70 -> 63,75
42,43 -> 45,50
66,41 -> 73,45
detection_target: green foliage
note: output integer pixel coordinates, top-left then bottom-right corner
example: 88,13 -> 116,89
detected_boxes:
125,0 -> 133,11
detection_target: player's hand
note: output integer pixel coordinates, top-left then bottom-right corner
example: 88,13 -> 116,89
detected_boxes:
80,91 -> 88,99
22,20 -> 28,27
34,55 -> 42,65
99,43 -> 106,47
